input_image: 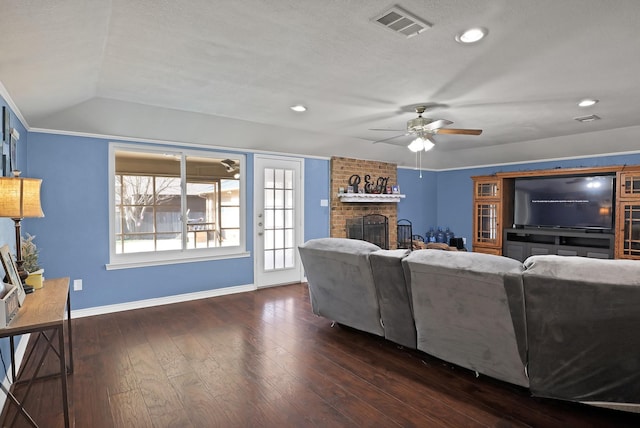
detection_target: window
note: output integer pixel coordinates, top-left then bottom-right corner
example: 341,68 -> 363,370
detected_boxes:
109,145 -> 246,268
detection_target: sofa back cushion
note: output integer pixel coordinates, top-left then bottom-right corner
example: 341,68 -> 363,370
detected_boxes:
369,249 -> 415,348
298,238 -> 384,336
404,250 -> 529,387
523,255 -> 640,404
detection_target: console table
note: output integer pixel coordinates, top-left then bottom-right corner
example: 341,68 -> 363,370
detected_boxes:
0,277 -> 72,427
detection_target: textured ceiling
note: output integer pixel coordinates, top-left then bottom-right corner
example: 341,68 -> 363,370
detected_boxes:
1,0 -> 640,169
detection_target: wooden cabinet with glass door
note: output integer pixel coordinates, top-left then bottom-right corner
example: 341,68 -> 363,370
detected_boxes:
616,168 -> 640,259
471,176 -> 513,255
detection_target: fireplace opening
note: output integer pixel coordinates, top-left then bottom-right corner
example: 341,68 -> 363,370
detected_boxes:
346,214 -> 389,249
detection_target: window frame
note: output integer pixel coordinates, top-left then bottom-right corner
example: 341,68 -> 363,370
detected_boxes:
107,143 -> 248,270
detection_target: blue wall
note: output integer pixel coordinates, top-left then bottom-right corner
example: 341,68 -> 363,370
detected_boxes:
397,168 -> 437,239
304,158 -> 330,241
23,132 -> 330,310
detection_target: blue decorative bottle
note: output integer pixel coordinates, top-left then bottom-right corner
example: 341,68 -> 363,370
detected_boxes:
445,227 -> 455,244
425,227 -> 435,243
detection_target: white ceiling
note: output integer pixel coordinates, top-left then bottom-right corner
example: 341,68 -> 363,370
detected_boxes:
2,0 -> 640,170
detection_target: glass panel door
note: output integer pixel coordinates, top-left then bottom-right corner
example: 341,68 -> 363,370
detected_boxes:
254,156 -> 303,287
622,204 -> 640,257
476,203 -> 498,244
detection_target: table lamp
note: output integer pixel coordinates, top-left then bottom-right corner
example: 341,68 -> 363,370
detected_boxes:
0,172 -> 44,293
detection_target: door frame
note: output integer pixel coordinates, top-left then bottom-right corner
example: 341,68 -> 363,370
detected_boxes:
253,154 -> 305,288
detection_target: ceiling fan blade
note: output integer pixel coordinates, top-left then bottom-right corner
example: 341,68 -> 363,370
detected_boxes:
372,133 -> 410,144
368,128 -> 406,132
422,119 -> 453,131
433,128 -> 483,135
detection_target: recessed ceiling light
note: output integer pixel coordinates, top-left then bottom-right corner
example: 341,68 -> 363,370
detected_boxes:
578,99 -> 598,107
455,27 -> 488,44
290,105 -> 307,112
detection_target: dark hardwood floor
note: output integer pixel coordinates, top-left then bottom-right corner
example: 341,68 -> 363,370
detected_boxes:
2,283 -> 639,427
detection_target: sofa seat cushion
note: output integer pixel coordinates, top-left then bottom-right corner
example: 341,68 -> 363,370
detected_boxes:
404,250 -> 529,387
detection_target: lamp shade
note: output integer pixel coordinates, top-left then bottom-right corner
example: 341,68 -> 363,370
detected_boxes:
0,177 -> 44,219
422,138 -> 435,152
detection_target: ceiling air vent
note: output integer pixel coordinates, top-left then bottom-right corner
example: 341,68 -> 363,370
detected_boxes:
574,114 -> 601,123
371,5 -> 432,38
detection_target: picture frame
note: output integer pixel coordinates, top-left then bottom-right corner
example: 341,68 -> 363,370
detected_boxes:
2,106 -> 8,143
1,106 -> 8,177
9,134 -> 17,173
346,186 -> 354,193
0,244 -> 26,306
392,185 -> 400,194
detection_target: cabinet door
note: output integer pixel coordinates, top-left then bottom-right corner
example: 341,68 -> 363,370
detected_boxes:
474,179 -> 500,200
474,202 -> 501,247
617,202 -> 640,259
618,171 -> 640,199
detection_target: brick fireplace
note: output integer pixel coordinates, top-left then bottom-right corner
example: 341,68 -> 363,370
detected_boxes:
330,156 -> 398,249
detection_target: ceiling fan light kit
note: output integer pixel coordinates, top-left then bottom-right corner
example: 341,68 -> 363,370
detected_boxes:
408,137 -> 434,152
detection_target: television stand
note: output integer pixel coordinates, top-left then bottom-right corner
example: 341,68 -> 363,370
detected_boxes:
503,228 -> 615,262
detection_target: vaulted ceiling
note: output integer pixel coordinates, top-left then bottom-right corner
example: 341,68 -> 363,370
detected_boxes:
1,0 -> 640,169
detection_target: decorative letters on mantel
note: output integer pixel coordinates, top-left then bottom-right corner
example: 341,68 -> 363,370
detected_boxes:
347,174 -> 391,194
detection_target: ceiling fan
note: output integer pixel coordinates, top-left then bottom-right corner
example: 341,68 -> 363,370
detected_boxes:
372,105 -> 483,152
220,158 -> 239,172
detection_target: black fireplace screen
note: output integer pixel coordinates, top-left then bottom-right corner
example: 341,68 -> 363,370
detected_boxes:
397,218 -> 413,250
346,214 -> 389,249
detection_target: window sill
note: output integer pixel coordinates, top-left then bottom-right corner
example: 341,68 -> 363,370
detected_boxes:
106,250 -> 251,270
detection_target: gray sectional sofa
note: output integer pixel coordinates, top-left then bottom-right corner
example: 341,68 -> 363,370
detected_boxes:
298,237 -> 640,412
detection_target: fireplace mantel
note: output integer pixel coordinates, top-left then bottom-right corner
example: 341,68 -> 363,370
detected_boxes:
338,193 -> 406,203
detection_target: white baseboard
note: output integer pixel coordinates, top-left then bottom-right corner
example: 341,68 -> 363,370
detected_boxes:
71,283 -> 256,318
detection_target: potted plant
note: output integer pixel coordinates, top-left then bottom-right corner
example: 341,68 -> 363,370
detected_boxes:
21,233 -> 44,289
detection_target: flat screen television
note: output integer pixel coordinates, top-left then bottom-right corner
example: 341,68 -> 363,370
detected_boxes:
513,174 -> 615,231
